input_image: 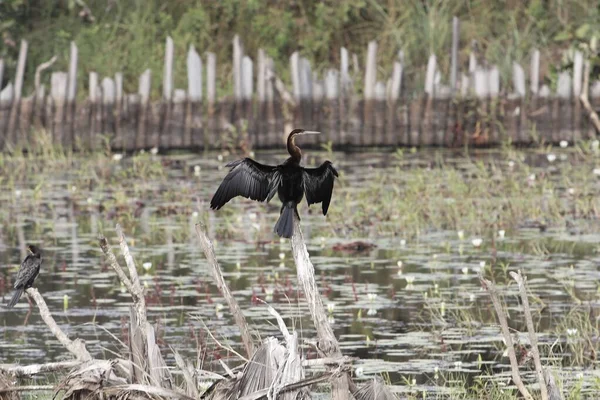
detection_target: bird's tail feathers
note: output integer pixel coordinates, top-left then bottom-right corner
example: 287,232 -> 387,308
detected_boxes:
275,205 -> 295,238
7,288 -> 23,308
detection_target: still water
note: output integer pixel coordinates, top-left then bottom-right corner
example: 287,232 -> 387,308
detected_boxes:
0,148 -> 599,396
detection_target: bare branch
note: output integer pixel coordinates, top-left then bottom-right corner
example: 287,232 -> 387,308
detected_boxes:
291,216 -> 350,399
98,236 -> 135,294
510,270 -> 548,400
0,361 -> 82,377
195,223 -> 256,358
25,288 -> 92,362
479,276 -> 533,400
0,385 -> 54,393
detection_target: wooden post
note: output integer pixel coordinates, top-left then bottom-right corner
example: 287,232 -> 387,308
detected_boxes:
0,59 -> 4,92
300,57 -> 316,145
233,35 -> 243,101
162,36 -> 174,148
256,48 -> 266,146
422,54 -> 437,145
89,72 -> 100,149
241,55 -> 253,144
114,72 -> 123,149
387,51 -> 404,146
206,52 -> 216,150
488,66 -> 500,144
265,56 -> 278,147
450,16 -> 459,94
556,71 -> 572,143
136,69 -> 151,149
101,77 -> 115,144
66,42 -> 78,149
572,51 -> 583,142
312,72 -> 324,142
170,89 -> 186,148
363,40 -> 377,146
0,83 -> 13,147
186,45 -> 202,148
51,72 -> 68,146
339,47 -> 351,146
324,69 -> 338,145
511,62 -> 526,144
7,40 -> 28,146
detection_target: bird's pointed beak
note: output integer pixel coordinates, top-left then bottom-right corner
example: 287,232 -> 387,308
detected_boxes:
301,130 -> 321,135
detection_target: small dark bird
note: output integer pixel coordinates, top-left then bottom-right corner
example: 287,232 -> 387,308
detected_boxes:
210,129 -> 339,238
7,245 -> 42,308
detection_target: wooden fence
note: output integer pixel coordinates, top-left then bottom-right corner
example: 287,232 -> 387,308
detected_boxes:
1,18 -> 599,151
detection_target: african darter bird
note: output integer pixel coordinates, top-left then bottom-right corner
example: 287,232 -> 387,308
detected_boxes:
210,129 -> 339,238
7,245 -> 42,308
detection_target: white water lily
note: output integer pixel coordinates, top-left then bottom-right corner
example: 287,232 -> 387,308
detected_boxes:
469,293 -> 476,302
400,239 -> 406,246
139,149 -> 146,154
397,260 -> 403,268
528,173 -> 536,182
192,211 -> 199,218
567,328 -> 578,336
480,261 -> 486,268
87,197 -> 93,204
14,190 -> 21,198
142,262 -> 152,271
249,151 -> 255,158
440,301 -> 446,317
592,140 -> 599,151
453,361 -> 462,369
472,238 -> 483,247
405,276 -> 415,284
248,212 -> 257,221
498,230 -> 505,239
367,293 -> 377,302
508,160 -> 515,168
71,185 -> 77,192
594,168 -> 600,176
112,153 -> 123,161
235,262 -> 241,270
367,308 -> 377,316
194,165 -> 201,176
457,230 -> 465,240
355,367 -> 364,377
568,188 -> 575,195
150,147 -> 158,155
461,267 -> 469,275
217,154 -> 223,162
279,252 -> 285,260
560,140 -> 569,148
327,303 -> 336,313
547,153 -> 556,162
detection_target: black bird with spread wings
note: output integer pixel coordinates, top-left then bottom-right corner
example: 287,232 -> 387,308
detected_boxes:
7,244 -> 42,308
210,129 -> 339,238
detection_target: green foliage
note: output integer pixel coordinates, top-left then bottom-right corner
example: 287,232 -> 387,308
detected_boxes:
1,0 -> 599,98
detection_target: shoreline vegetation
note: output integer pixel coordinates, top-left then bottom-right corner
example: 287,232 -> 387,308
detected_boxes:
1,1 -> 599,98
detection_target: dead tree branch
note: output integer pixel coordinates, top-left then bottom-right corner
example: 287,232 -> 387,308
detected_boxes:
0,361 -> 82,377
479,276 -> 533,400
291,216 -> 350,399
510,270 -> 548,400
195,223 -> 256,358
25,288 -> 92,362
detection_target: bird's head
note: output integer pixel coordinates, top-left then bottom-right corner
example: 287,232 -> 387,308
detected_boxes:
26,245 -> 39,255
289,129 -> 320,138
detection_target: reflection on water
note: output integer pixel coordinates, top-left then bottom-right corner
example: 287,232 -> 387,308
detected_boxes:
1,148 -> 600,396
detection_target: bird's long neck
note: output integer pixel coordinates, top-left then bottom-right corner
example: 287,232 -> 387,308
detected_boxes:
287,134 -> 302,163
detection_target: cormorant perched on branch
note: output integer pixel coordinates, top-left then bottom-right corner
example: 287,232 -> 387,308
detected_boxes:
7,245 -> 42,308
210,129 -> 339,238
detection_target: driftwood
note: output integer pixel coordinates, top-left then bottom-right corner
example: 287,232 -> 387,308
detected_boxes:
195,223 -> 256,358
291,216 -> 351,398
25,288 -> 91,362
480,272 -> 563,400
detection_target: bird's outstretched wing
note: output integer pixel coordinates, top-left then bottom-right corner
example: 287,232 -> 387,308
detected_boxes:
302,161 -> 339,215
210,158 -> 278,210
